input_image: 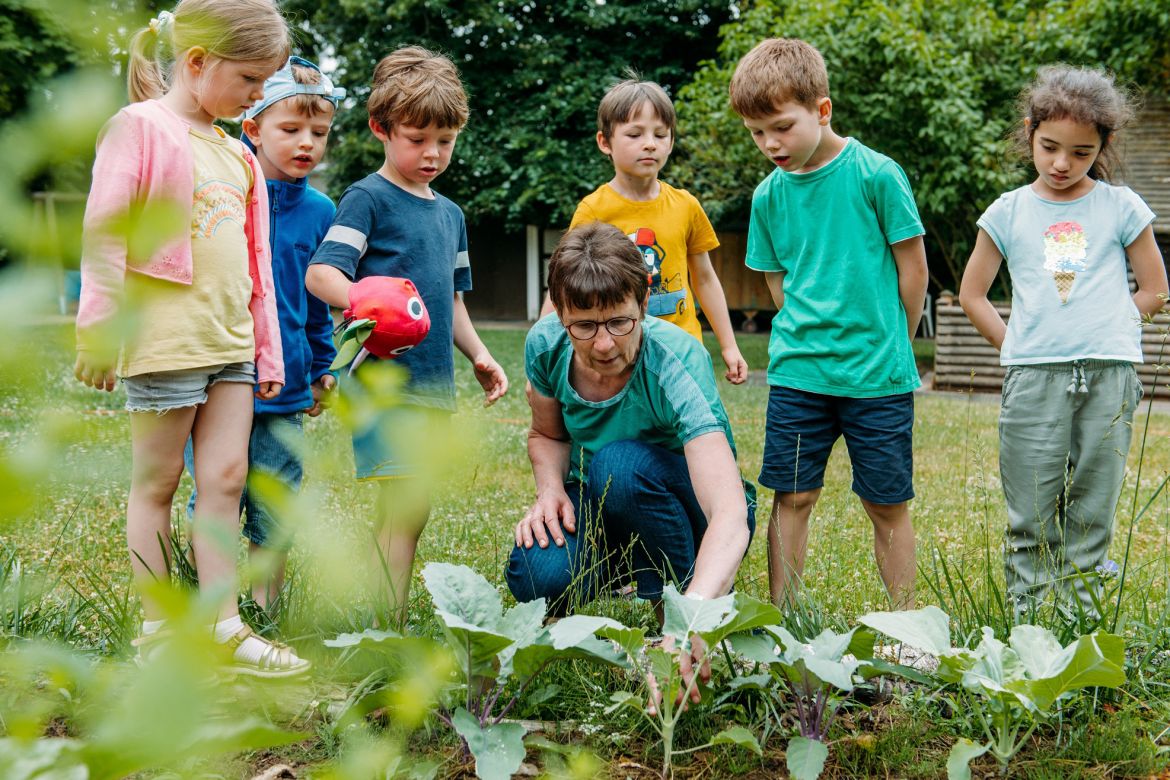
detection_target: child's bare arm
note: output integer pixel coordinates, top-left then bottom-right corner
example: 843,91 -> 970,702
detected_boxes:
959,229 -> 1008,350
305,264 -> 352,309
688,251 -> 747,384
1127,225 -> 1168,319
892,235 -> 929,340
453,292 -> 508,405
764,271 -> 785,311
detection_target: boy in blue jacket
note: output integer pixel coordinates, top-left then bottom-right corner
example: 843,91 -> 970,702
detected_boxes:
187,57 -> 345,612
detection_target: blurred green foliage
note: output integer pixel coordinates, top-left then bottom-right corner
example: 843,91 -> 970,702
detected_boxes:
672,0 -> 1170,291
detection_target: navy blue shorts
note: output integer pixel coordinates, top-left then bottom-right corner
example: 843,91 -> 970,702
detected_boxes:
759,386 -> 915,504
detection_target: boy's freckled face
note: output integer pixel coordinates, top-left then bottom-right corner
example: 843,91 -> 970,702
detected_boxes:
246,100 -> 334,183
381,122 -> 460,190
742,99 -> 831,174
598,101 -> 674,179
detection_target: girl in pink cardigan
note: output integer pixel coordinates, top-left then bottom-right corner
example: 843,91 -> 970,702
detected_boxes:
74,0 -> 307,677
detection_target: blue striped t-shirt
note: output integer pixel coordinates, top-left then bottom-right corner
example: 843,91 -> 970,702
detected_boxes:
310,173 -> 471,410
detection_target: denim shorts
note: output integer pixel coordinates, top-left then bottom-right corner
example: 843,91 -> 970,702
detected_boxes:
123,362 -> 256,413
351,403 -> 451,480
759,385 -> 915,504
183,411 -> 303,549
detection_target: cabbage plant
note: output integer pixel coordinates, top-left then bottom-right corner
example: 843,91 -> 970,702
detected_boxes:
727,620 -> 897,780
858,606 -> 1126,780
328,563 -> 628,780
601,586 -> 780,779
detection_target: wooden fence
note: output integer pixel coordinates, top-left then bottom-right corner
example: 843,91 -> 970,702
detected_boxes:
933,293 -> 1170,397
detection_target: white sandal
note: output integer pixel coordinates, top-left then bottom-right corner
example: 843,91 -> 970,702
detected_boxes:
223,625 -> 311,679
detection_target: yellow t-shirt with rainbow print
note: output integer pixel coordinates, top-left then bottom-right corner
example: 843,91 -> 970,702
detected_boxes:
121,126 -> 255,376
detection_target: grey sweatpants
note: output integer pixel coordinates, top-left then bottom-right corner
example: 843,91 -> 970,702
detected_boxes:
999,360 -> 1142,610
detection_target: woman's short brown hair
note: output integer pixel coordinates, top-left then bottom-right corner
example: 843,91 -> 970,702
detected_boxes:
548,222 -> 649,313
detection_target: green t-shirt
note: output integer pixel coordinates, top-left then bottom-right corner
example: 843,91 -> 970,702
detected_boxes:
746,138 -> 924,397
525,314 -> 737,485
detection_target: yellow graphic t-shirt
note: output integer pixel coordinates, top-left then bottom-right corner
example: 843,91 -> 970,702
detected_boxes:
121,127 -> 256,376
569,181 -> 719,340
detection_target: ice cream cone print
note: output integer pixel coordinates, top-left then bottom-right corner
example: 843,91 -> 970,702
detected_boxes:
1042,221 -> 1088,305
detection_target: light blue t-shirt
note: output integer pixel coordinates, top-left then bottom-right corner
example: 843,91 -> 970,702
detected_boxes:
525,314 -> 738,485
746,138 -> 924,398
977,181 -> 1155,365
310,173 -> 471,410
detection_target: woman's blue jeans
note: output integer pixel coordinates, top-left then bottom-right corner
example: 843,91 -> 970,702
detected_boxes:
505,440 -> 755,615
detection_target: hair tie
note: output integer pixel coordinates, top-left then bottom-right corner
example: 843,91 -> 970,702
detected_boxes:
149,9 -> 173,35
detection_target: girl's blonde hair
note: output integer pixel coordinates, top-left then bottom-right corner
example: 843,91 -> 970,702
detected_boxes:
127,0 -> 290,103
1016,64 -> 1137,183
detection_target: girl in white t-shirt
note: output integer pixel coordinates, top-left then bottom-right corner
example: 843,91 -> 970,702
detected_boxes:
959,64 -> 1167,612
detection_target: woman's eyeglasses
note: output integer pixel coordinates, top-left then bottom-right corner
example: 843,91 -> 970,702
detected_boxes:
564,316 -> 638,340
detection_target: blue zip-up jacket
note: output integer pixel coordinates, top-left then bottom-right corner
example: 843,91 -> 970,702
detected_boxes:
258,176 -> 337,413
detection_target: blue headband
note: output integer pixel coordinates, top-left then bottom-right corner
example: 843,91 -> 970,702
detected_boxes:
244,56 -> 345,121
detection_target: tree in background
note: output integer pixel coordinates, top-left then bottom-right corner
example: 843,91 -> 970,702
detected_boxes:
0,0 -> 83,117
282,0 -> 733,228
672,0 -> 1170,292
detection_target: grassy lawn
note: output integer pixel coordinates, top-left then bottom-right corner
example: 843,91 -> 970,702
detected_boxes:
5,324 -> 1170,777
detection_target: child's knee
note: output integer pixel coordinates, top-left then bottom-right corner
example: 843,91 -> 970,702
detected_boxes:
196,458 -> 250,498
133,459 -> 186,500
861,499 -> 911,527
771,489 -> 820,518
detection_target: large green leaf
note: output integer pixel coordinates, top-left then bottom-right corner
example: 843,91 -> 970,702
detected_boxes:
496,599 -> 549,679
961,628 -> 1024,698
786,736 -> 828,780
422,563 -> 505,631
510,633 -> 628,679
422,564 -> 525,682
597,624 -> 648,663
697,592 -> 783,646
662,585 -> 736,646
946,737 -> 990,780
1006,629 -> 1125,713
546,615 -> 625,649
771,625 -> 862,691
728,631 -> 782,664
451,708 -> 526,780
711,725 -> 762,756
858,605 -> 953,656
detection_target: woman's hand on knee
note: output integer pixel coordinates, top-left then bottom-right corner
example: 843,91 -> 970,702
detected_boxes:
515,491 -> 576,549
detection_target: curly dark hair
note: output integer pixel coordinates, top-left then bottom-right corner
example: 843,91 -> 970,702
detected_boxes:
1015,65 -> 1137,182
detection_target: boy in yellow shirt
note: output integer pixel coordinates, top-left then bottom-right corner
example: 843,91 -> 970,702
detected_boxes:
544,77 -> 747,383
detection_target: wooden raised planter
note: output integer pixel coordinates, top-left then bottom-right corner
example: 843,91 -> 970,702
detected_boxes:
933,293 -> 1170,397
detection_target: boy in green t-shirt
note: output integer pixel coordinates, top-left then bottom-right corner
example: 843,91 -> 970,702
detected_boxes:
542,76 -> 747,383
729,38 -> 929,609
